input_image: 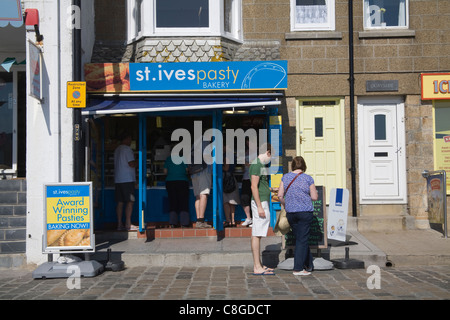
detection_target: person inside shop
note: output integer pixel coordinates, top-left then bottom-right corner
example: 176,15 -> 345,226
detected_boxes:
164,144 -> 190,228
277,156 -> 318,276
223,145 -> 240,227
114,130 -> 138,231
189,138 -> 212,228
250,143 -> 275,275
240,137 -> 256,227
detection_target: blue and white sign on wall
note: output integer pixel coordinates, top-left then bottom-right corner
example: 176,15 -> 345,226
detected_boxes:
129,60 -> 287,92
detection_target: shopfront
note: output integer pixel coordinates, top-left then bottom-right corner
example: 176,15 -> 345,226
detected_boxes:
82,61 -> 287,234
421,73 -> 450,194
0,0 -> 26,179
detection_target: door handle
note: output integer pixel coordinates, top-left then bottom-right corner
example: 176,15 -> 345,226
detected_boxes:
299,136 -> 305,144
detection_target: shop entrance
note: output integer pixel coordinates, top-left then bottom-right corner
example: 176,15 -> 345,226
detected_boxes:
0,70 -> 26,178
87,108 -> 272,234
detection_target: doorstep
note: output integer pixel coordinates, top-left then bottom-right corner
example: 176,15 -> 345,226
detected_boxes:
95,222 -> 275,241
143,223 -> 275,239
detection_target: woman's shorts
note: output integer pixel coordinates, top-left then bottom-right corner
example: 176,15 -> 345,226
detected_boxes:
251,200 -> 271,237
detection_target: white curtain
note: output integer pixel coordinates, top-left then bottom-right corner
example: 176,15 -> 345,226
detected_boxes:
296,4 -> 328,24
398,0 -> 406,27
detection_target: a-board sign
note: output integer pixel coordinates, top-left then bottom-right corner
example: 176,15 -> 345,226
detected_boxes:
309,186 -> 327,248
327,188 -> 349,242
285,186 -> 327,249
426,172 -> 446,225
43,182 -> 95,253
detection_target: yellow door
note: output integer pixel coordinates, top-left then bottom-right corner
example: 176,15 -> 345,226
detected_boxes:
296,99 -> 346,203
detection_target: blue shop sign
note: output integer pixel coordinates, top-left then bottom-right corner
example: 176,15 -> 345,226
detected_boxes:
129,60 -> 287,92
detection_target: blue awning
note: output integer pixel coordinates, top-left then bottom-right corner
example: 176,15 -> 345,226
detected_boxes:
0,0 -> 23,28
81,97 -> 281,116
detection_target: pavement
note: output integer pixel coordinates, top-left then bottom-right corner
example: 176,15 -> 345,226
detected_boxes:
82,217 -> 450,269
0,221 -> 449,302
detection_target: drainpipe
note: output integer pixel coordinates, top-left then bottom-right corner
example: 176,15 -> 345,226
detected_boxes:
73,0 -> 82,182
348,0 -> 357,217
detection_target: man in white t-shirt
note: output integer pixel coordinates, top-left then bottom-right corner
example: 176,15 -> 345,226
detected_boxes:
114,132 -> 137,231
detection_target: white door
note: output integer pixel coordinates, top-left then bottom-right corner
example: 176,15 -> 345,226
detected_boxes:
358,97 -> 407,203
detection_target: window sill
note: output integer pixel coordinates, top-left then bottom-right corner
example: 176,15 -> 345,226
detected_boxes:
127,33 -> 243,45
285,31 -> 342,41
358,30 -> 415,39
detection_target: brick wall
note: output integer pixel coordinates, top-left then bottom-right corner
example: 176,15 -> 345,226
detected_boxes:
273,0 -> 449,223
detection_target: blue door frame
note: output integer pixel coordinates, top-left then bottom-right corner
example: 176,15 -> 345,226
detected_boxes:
212,110 -> 224,231
136,110 -> 225,232
138,113 -> 147,232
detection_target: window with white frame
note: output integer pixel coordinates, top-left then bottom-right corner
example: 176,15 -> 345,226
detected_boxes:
156,0 -> 209,28
290,0 -> 335,31
127,0 -> 242,42
363,0 -> 408,29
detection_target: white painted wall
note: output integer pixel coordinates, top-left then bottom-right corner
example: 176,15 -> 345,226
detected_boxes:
24,0 -> 95,265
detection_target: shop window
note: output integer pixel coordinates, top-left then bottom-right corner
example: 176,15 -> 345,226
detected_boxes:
433,101 -> 450,194
290,0 -> 335,31
0,73 -> 13,170
0,71 -> 25,177
363,0 -> 408,30
135,0 -> 143,35
127,0 -> 242,42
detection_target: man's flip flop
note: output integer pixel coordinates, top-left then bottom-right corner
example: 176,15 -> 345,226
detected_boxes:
253,270 -> 275,276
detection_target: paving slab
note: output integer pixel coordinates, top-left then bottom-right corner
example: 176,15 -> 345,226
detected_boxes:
90,229 -> 387,268
0,265 -> 449,301
361,229 -> 450,266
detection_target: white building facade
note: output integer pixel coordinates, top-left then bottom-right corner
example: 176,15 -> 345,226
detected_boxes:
24,0 -> 94,265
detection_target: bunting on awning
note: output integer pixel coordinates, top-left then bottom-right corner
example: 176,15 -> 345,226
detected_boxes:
1,57 -> 25,72
0,0 -> 23,28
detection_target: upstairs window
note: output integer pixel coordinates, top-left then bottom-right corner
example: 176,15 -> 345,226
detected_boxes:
155,0 -> 209,28
363,0 -> 408,29
128,0 -> 242,42
290,0 -> 335,31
